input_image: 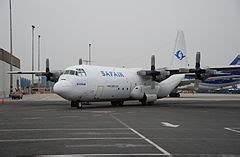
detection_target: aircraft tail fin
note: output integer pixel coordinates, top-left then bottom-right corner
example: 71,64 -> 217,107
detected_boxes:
170,30 -> 188,69
230,54 -> 240,65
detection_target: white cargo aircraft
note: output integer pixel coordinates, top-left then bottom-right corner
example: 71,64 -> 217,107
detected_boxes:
9,55 -> 186,108
53,59 -> 185,108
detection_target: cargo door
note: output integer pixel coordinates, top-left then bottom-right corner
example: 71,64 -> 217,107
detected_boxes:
95,86 -> 104,100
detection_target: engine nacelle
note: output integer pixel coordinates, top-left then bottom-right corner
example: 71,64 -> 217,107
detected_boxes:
143,94 -> 157,102
130,85 -> 157,102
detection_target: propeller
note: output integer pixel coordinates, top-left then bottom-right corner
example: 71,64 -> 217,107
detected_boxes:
188,52 -> 216,80
149,55 -> 161,89
46,58 -> 50,73
189,52 -> 217,89
151,55 -> 156,89
193,52 -> 206,80
45,58 -> 52,81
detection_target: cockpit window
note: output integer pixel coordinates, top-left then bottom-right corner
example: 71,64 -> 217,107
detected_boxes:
63,69 -> 86,76
63,70 -> 78,76
69,70 -> 75,75
64,70 -> 70,74
76,68 -> 87,76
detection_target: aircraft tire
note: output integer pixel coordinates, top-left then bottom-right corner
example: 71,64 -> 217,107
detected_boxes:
169,93 -> 180,97
77,103 -> 82,109
111,101 -> 124,106
141,100 -> 154,105
71,101 -> 78,108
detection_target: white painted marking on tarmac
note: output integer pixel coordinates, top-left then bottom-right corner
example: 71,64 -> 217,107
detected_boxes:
59,116 -> 81,118
38,109 -> 58,112
110,114 -> 171,155
22,117 -> 44,120
161,122 -> 179,128
82,111 -> 114,114
0,128 -> 128,132
93,114 -> 103,117
36,154 -> 168,156
70,132 -> 133,135
65,144 -> 151,148
224,127 -> 240,134
0,137 -> 141,142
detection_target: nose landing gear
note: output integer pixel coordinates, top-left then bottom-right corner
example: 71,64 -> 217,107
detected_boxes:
71,101 -> 82,109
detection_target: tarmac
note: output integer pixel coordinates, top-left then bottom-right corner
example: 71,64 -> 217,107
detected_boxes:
0,93 -> 240,156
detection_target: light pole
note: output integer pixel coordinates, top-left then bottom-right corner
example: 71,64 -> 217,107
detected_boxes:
31,25 -> 35,90
38,35 -> 41,90
9,0 -> 13,94
88,43 -> 91,65
38,35 -> 40,71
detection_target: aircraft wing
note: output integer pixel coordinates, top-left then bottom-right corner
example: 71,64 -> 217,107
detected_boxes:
205,75 -> 240,81
208,65 -> 240,71
8,71 -> 46,76
7,59 -> 63,82
178,78 -> 195,86
8,70 -> 63,82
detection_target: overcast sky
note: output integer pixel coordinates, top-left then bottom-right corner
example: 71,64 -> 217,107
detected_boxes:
0,0 -> 240,71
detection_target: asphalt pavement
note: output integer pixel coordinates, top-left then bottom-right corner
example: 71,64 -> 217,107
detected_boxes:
0,93 -> 240,156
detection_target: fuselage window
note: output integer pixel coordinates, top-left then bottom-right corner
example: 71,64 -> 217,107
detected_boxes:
76,68 -> 87,77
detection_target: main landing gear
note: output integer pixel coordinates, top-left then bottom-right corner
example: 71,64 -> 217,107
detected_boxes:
71,101 -> 82,109
111,101 -> 124,106
169,92 -> 180,97
140,100 -> 154,105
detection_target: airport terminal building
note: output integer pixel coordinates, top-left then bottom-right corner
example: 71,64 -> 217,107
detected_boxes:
0,48 -> 20,98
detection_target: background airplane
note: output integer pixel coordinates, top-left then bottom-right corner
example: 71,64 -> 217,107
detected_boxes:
176,55 -> 240,92
168,32 -> 240,97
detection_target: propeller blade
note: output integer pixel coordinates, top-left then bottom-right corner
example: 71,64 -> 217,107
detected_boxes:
46,58 -> 50,73
79,58 -> 83,65
151,55 -> 155,71
195,52 -> 201,69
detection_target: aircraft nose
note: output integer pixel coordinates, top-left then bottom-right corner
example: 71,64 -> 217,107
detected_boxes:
53,81 -> 75,100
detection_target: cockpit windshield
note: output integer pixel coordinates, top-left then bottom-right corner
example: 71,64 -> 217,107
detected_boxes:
63,69 -> 87,76
76,68 -> 87,76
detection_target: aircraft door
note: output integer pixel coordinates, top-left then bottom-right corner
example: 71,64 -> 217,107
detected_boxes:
95,86 -> 104,100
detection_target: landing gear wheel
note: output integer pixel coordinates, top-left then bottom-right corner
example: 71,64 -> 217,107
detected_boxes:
71,101 -> 82,109
140,100 -> 147,105
77,103 -> 82,110
111,101 -> 124,106
147,101 -> 154,105
71,101 -> 77,108
140,100 -> 154,105
169,93 -> 180,97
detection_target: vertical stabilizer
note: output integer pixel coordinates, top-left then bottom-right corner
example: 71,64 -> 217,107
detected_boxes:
230,54 -> 240,65
170,30 -> 188,69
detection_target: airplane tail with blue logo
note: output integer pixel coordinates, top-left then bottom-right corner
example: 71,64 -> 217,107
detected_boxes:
230,54 -> 240,65
170,30 -> 188,69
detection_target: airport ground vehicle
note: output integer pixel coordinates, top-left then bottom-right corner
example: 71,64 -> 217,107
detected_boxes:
9,91 -> 23,99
